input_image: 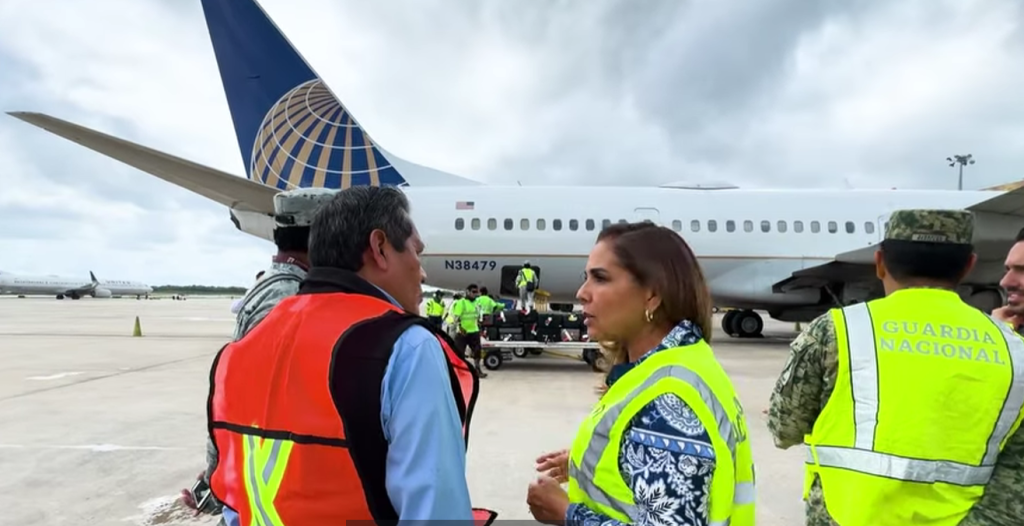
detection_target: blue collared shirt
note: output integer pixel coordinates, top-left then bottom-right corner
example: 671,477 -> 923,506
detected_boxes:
223,286 -> 473,524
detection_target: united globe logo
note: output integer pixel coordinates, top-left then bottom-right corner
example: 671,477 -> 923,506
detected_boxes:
249,79 -> 407,190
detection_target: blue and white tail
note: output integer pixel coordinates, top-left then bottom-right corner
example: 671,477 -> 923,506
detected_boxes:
200,0 -> 474,189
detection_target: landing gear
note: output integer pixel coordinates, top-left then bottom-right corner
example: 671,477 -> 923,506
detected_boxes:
721,309 -> 764,338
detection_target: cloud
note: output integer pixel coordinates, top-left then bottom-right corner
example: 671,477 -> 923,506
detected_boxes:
0,0 -> 1023,285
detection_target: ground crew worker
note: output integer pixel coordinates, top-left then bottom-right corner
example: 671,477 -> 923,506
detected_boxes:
180,187 -> 337,520
516,261 -> 538,311
475,286 -> 500,325
206,185 -> 497,524
450,284 -> 487,378
767,209 -> 1024,526
425,289 -> 445,330
231,187 -> 339,340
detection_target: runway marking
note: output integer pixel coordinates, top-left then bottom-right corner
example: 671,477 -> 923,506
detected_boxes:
0,444 -> 186,452
25,371 -> 84,381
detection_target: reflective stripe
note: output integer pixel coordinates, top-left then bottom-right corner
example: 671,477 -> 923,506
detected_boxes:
842,303 -> 879,449
833,304 -> 1024,483
807,445 -> 994,486
242,434 -> 293,526
983,315 -> 1024,465
734,481 -> 756,505
568,461 -> 638,521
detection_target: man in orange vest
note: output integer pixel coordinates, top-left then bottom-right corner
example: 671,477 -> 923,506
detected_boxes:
206,185 -> 497,524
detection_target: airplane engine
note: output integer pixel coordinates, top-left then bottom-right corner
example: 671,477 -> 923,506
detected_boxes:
92,288 -> 112,298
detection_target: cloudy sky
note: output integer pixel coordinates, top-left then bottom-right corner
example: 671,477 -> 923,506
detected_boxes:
1,0 -> 1023,287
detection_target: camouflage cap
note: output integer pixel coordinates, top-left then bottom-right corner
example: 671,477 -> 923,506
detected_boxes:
884,209 -> 974,244
273,188 -> 339,228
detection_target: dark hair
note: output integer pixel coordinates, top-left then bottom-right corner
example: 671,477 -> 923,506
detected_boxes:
273,226 -> 310,252
308,186 -> 414,271
596,220 -> 713,343
480,286 -> 489,295
880,239 -> 973,285
467,283 -> 478,291
1016,227 -> 1024,243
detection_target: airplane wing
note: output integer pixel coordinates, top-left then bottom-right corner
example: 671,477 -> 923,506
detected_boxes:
6,112 -> 277,214
966,185 -> 1024,217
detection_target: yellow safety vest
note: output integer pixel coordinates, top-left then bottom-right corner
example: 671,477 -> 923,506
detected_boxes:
425,298 -> 444,317
451,298 -> 479,333
517,268 -> 535,288
566,340 -> 756,525
804,288 -> 1024,526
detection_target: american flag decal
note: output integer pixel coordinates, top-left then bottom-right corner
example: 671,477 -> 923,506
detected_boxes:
455,201 -> 475,210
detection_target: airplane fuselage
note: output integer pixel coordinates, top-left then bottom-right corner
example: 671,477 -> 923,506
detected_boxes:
0,273 -> 153,298
231,185 -> 1016,319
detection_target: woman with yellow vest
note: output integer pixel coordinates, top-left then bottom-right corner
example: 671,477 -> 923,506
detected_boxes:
526,221 -> 756,526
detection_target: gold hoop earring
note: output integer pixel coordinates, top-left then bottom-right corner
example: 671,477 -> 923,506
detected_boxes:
644,309 -> 653,323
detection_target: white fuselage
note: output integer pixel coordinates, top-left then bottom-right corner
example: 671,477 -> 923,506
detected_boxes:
231,185 -> 1012,312
0,272 -> 153,297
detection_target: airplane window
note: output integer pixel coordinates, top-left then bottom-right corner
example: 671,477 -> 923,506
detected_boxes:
845,221 -> 855,233
570,219 -> 579,231
455,218 -> 465,230
488,218 -> 497,230
471,218 -> 481,230
520,218 -> 530,230
777,220 -> 787,233
691,220 -> 700,232
537,218 -> 546,231
586,219 -> 595,231
708,220 -> 717,232
726,220 -> 736,232
761,220 -> 770,233
504,218 -> 513,231
794,221 -> 804,233
811,221 -> 820,233
672,220 -> 682,231
865,222 -> 874,234
553,219 -> 562,231
602,219 -> 611,229
743,220 -> 753,232
828,221 -> 837,233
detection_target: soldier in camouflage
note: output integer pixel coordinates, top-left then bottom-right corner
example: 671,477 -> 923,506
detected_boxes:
768,208 -> 1024,526
180,187 -> 338,520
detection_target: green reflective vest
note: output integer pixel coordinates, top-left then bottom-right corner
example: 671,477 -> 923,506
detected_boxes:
804,288 -> 1024,526
425,298 -> 444,317
516,268 -> 536,288
567,340 -> 756,525
475,295 -> 499,315
451,298 -> 479,333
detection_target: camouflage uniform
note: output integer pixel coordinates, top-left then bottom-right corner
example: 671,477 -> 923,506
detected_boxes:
767,209 -> 1024,526
199,187 -> 337,520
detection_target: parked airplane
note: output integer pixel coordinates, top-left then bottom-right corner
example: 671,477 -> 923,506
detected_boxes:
7,0 -> 1024,337
0,270 -> 153,299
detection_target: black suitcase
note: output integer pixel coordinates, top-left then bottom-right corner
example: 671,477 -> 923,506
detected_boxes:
563,312 -> 584,330
498,309 -> 522,328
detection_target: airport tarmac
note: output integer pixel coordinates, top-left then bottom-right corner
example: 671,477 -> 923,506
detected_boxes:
0,297 -> 807,525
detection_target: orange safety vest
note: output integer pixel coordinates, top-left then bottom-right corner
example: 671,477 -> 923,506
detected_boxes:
207,281 -> 498,524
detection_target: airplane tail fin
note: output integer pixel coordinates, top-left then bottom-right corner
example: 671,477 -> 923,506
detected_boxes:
89,271 -> 98,284
200,0 -> 420,190
983,179 -> 1024,192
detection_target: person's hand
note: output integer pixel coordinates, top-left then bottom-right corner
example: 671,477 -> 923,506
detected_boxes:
535,448 -> 569,483
992,305 -> 1024,329
527,475 -> 570,525
178,471 -> 205,517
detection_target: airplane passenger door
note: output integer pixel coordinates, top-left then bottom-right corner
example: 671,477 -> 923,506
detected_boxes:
634,207 -> 660,224
877,215 -> 889,242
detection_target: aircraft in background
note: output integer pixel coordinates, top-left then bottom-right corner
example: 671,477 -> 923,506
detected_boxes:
0,270 -> 152,300
7,0 -> 1024,338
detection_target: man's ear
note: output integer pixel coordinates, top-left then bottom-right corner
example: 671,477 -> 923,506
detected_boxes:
874,249 -> 885,281
367,229 -> 389,270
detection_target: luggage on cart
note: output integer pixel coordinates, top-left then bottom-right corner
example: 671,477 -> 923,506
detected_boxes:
497,309 -> 523,328
536,312 -> 564,343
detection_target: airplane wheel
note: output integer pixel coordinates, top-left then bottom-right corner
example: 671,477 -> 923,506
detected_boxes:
721,310 -> 739,334
730,310 -> 764,338
483,352 -> 503,371
513,348 -> 529,358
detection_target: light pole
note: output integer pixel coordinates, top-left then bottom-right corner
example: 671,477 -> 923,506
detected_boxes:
946,154 -> 975,191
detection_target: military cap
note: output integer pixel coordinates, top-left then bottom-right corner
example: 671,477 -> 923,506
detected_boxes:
884,209 -> 974,244
273,188 -> 339,228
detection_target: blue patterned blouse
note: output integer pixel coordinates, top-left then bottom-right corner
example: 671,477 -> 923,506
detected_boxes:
566,320 -> 714,526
